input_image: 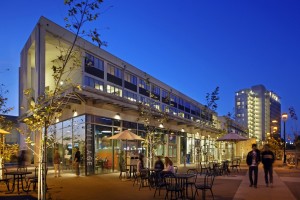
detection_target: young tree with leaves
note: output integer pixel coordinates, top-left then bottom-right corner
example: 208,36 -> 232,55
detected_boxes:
21,1 -> 105,199
0,84 -> 17,178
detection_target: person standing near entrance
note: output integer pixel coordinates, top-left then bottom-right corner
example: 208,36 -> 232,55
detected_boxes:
74,147 -> 81,176
246,144 -> 261,188
262,144 -> 275,187
54,149 -> 61,177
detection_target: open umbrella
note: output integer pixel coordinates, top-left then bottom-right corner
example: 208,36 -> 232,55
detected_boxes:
0,129 -> 10,179
0,129 -> 9,134
216,132 -> 248,160
107,130 -> 144,166
107,130 -> 144,141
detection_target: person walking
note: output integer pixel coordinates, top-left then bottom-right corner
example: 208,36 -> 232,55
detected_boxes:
53,149 -> 61,177
261,144 -> 275,187
74,147 -> 81,176
246,143 -> 261,188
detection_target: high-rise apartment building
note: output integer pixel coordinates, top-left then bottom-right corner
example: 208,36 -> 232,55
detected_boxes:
235,85 -> 281,141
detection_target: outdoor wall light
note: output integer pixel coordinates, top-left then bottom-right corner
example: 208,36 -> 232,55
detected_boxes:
181,128 -> 185,132
114,113 -> 121,120
73,109 -> 78,117
55,118 -> 59,123
159,123 -> 164,128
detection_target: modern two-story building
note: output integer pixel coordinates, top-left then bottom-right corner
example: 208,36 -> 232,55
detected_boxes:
19,17 -> 222,175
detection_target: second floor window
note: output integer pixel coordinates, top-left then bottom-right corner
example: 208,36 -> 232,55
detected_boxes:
124,90 -> 137,102
107,64 -> 122,79
151,84 -> 160,100
107,85 -> 122,97
84,76 -> 104,91
139,79 -> 150,90
124,72 -> 137,85
85,53 -> 104,71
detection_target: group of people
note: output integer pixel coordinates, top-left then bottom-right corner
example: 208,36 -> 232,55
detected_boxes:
246,143 -> 275,188
136,154 -> 176,176
53,147 -> 81,177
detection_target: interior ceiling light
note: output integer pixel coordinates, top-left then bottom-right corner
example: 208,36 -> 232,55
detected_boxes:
114,113 -> 121,120
159,123 -> 164,128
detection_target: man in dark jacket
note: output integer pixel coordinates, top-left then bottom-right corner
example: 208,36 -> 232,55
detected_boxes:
246,143 -> 261,188
261,144 -> 275,187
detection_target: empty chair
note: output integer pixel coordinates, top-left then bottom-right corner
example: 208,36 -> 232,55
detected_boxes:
186,168 -> 198,198
194,172 -> 216,200
119,163 -> 129,180
164,173 -> 184,200
139,168 -> 151,190
153,171 -> 167,198
200,162 -> 208,175
25,166 -> 38,191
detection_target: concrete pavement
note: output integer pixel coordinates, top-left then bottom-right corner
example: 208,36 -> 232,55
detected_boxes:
0,162 -> 299,200
233,165 -> 297,200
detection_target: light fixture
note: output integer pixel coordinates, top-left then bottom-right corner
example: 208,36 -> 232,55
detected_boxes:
114,113 -> 121,120
60,81 -> 64,85
181,128 -> 185,133
55,118 -> 59,123
159,123 -> 164,128
73,109 -> 78,117
281,112 -> 288,164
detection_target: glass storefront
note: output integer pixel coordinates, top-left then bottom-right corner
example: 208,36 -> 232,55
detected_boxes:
48,115 -> 86,174
48,114 -> 219,175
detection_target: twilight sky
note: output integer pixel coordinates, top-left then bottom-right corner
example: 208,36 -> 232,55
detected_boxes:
0,0 -> 299,138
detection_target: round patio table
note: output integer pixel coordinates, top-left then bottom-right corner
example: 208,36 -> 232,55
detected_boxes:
5,171 -> 32,194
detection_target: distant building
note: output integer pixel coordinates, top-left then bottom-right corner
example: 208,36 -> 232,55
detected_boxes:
235,85 -> 281,142
218,116 -> 248,137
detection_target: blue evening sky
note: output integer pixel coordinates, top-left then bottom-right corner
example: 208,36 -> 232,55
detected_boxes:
0,0 -> 299,138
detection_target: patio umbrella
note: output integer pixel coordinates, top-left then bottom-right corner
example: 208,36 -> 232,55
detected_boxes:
216,132 -> 248,160
107,130 -> 144,141
0,129 -> 9,134
0,129 -> 10,179
107,130 -> 144,165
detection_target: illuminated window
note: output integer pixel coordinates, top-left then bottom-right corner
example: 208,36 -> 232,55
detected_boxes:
124,72 -> 137,85
124,90 -> 137,102
107,64 -> 122,78
162,104 -> 170,113
139,96 -> 150,106
152,101 -> 161,111
169,107 -> 178,116
139,79 -> 150,90
84,76 -> 104,91
107,85 -> 122,97
170,94 -> 178,108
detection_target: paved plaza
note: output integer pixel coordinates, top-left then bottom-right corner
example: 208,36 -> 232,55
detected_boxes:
0,161 -> 299,200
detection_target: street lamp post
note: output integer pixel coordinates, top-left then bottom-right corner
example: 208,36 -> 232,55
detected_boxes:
281,113 -> 288,165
